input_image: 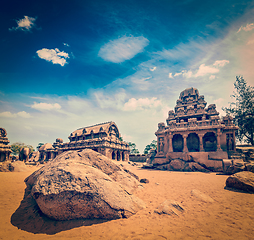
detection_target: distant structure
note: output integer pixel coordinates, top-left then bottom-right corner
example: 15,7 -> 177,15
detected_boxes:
154,87 -> 238,164
0,128 -> 11,162
39,122 -> 130,162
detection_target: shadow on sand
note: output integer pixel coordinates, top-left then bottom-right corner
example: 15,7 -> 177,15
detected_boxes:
224,186 -> 254,194
11,187 -> 108,235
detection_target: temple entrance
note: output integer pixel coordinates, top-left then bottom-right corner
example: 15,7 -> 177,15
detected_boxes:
187,133 -> 200,152
122,152 -> 125,161
173,134 -> 183,152
203,132 -> 217,152
112,151 -> 116,160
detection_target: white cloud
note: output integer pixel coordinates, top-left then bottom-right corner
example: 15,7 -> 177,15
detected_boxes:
63,43 -> 70,47
150,67 -> 156,71
17,111 -> 32,118
209,75 -> 216,80
36,48 -> 69,66
168,73 -> 173,78
213,60 -> 229,67
98,36 -> 149,63
0,111 -> 31,118
182,70 -> 193,78
194,64 -> 220,77
174,72 -> 183,77
0,111 -> 16,118
123,97 -> 162,111
31,102 -> 61,111
237,23 -> 254,33
9,15 -> 36,31
173,70 -> 193,78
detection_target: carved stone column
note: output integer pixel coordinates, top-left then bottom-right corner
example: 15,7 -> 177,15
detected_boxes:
198,133 -> 205,152
183,134 -> 188,153
217,129 -> 222,151
168,133 -> 173,152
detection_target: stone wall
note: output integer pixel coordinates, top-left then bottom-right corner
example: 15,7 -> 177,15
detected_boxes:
129,154 -> 147,162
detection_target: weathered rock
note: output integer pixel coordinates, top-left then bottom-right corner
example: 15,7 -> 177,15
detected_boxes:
188,162 -> 209,172
154,200 -> 185,216
25,149 -> 145,220
226,171 -> 254,193
222,159 -> 247,174
140,178 -> 149,184
246,163 -> 254,173
191,189 -> 214,203
168,159 -> 186,171
28,151 -> 40,163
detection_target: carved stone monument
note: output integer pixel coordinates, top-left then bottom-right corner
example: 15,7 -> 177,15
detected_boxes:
0,128 -> 11,162
39,122 -> 130,162
154,88 -> 238,169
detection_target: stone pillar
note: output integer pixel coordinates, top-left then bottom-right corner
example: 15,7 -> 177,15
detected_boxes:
168,133 -> 173,152
217,129 -> 222,151
118,151 -> 122,161
232,131 -> 236,151
183,134 -> 188,153
198,133 -> 205,152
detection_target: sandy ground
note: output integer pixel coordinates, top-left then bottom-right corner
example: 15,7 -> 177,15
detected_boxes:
0,163 -> 254,240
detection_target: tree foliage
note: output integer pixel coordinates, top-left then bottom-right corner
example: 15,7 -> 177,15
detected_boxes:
11,142 -> 34,156
144,140 -> 157,154
128,142 -> 140,154
223,76 -> 254,145
36,142 -> 44,150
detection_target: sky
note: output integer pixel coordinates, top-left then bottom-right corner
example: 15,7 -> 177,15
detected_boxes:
1,0 -> 254,152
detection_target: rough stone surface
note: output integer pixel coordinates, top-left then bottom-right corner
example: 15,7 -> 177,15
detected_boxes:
154,200 -> 185,216
25,149 -> 145,220
226,171 -> 254,193
191,189 -> 214,203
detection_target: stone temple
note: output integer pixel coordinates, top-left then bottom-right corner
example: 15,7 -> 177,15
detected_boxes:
39,121 -> 130,162
154,87 -> 238,168
0,128 -> 11,162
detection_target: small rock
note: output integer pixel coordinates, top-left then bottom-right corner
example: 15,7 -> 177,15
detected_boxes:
154,200 -> 185,216
140,178 -> 149,184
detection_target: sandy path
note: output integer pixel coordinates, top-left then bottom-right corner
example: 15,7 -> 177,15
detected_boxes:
0,164 -> 253,240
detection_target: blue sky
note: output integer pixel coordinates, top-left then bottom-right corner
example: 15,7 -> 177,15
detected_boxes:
1,0 -> 254,152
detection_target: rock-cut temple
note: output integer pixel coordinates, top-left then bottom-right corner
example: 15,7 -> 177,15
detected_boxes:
39,121 -> 130,162
154,87 -> 238,167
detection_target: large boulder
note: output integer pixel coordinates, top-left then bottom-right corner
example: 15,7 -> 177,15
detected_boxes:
226,171 -> 254,193
25,149 -> 145,220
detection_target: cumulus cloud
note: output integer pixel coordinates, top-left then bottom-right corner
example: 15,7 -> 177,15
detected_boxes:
36,48 -> 69,66
237,23 -> 254,33
9,15 -> 36,31
123,97 -> 162,111
0,111 -> 31,118
213,60 -> 229,67
194,64 -> 220,77
168,73 -> 173,78
98,36 -> 149,63
31,102 -> 61,111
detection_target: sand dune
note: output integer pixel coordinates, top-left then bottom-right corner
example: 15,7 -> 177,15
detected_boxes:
0,163 -> 253,240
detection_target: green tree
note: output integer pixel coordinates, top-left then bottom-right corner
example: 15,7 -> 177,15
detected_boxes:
144,140 -> 157,154
128,142 -> 140,154
223,76 -> 254,145
11,142 -> 34,156
37,142 -> 44,150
